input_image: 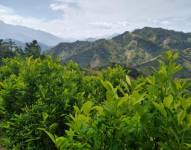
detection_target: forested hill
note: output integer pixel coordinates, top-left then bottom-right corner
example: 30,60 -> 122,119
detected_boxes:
49,27 -> 191,77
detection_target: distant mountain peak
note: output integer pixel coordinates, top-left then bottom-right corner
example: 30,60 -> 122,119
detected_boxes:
0,21 -> 64,46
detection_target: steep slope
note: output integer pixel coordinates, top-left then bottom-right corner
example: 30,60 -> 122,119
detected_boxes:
50,27 -> 191,77
0,20 -> 63,46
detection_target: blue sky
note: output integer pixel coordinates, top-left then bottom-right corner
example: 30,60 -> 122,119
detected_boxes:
0,0 -> 191,39
0,0 -> 62,19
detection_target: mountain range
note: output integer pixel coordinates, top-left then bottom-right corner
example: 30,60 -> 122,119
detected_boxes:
1,20 -> 190,77
49,27 -> 191,77
0,20 -> 63,46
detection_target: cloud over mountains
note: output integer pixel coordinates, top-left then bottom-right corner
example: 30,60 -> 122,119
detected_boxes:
0,0 -> 191,40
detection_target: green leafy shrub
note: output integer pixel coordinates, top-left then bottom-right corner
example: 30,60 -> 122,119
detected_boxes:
44,51 -> 191,150
0,55 -> 127,149
1,51 -> 191,150
100,64 -> 126,87
0,57 -> 84,149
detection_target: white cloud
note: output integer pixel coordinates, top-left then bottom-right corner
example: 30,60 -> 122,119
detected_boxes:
0,0 -> 191,40
0,4 -> 47,30
50,0 -> 80,11
47,0 -> 191,38
0,4 -> 14,14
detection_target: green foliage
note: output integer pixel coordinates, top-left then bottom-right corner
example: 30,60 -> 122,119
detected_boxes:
1,50 -> 191,150
100,65 -> 126,87
0,53 -> 127,149
0,39 -> 44,66
25,40 -> 41,58
0,56 -> 84,149
44,51 -> 191,150
80,76 -> 105,103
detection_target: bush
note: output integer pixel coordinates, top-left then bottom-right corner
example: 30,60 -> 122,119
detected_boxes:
44,51 -> 191,150
0,56 -> 127,149
0,57 -> 84,149
1,51 -> 191,150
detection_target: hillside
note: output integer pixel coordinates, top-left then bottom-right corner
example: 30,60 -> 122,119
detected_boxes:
49,27 -> 191,77
0,20 -> 63,46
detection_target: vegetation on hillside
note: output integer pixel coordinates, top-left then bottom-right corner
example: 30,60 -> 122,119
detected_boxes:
1,45 -> 191,149
49,27 -> 191,77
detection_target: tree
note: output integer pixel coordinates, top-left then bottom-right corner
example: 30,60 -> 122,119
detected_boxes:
0,39 -> 15,61
25,40 -> 41,58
